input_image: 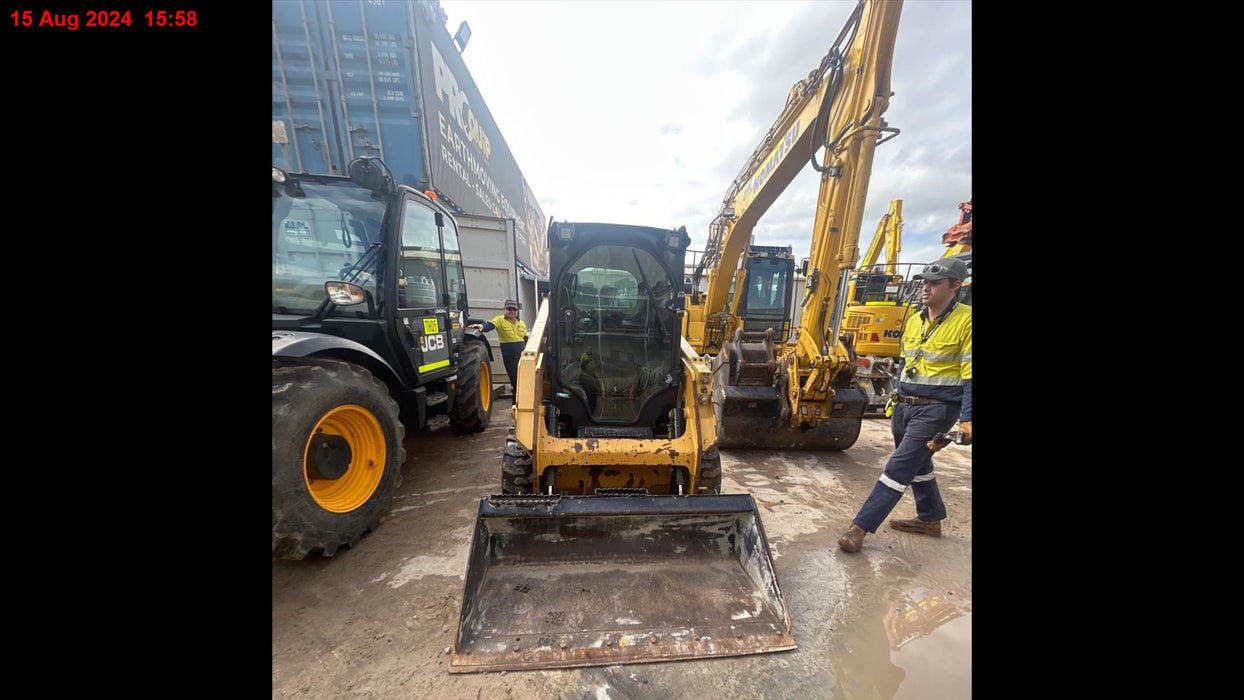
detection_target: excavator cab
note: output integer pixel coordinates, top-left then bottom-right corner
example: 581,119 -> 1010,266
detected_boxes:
737,245 -> 796,342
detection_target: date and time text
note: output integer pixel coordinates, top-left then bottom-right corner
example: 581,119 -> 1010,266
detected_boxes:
10,10 -> 197,30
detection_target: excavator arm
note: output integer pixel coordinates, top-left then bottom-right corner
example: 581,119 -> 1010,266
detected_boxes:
686,0 -> 903,359
858,198 -> 903,274
694,0 -> 904,450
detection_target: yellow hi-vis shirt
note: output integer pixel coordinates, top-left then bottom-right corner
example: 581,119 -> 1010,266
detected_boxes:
897,301 -> 972,420
486,315 -> 528,344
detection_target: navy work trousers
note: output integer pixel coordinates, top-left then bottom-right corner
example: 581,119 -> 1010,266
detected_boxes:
852,401 -> 961,533
500,341 -> 524,394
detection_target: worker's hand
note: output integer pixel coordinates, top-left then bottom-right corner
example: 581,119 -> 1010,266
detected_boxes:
957,421 -> 972,444
468,323 -> 483,331
926,435 -> 949,454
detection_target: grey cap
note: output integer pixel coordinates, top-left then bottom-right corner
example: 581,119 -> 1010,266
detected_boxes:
913,257 -> 968,282
503,299 -> 519,310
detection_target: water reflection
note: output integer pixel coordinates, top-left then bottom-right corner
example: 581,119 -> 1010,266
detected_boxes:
884,590 -> 967,651
887,587 -> 972,700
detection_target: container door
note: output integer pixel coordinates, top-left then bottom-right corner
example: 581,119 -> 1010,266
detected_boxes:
272,2 -> 343,175
317,1 -> 427,188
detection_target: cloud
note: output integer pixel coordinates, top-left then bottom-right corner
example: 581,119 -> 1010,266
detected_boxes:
439,0 -> 971,265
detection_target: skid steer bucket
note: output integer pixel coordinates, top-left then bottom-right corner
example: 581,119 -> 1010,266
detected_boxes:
449,493 -> 795,673
718,385 -> 867,450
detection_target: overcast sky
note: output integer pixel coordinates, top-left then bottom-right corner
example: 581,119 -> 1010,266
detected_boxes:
436,0 -> 971,270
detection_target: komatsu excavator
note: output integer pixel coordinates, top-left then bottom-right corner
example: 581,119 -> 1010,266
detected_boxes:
683,0 -> 905,450
842,199 -> 922,415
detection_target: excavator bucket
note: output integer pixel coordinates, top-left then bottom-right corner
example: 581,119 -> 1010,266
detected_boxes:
449,493 -> 795,673
718,385 -> 867,450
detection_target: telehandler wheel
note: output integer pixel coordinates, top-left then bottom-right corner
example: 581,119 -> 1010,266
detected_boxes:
697,445 -> 722,494
450,341 -> 493,433
272,358 -> 406,560
501,428 -> 534,494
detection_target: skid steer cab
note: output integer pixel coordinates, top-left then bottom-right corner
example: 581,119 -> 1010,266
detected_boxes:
272,158 -> 493,561
451,221 -> 794,673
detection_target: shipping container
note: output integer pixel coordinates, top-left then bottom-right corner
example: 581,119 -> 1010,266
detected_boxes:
272,0 -> 549,281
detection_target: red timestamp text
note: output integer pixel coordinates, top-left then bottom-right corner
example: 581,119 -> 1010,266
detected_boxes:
144,10 -> 197,27
9,10 -> 198,30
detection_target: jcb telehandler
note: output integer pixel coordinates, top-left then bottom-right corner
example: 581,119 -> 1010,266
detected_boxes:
272,157 -> 493,560
449,221 -> 793,673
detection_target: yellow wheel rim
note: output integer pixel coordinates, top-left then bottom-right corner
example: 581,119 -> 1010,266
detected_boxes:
480,360 -> 491,412
303,404 -> 386,513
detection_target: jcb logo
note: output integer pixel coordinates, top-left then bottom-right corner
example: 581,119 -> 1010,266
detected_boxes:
419,334 -> 446,353
883,329 -> 902,338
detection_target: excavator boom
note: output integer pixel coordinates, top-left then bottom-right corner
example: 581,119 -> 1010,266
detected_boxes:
688,0 -> 904,450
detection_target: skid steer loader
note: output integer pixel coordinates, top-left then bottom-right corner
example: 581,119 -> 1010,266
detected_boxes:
450,221 -> 794,673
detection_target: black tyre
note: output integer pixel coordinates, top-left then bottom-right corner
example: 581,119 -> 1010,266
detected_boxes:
272,358 -> 406,560
697,445 -> 722,494
501,428 -> 534,494
450,341 -> 493,433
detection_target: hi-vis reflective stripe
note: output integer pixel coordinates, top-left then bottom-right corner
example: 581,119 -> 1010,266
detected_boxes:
904,375 -> 965,386
903,347 -> 964,363
418,359 -> 450,373
880,471 -> 937,493
879,473 -> 907,493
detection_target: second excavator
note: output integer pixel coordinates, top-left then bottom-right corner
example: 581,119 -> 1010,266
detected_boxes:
842,199 -> 923,416
683,0 -> 905,450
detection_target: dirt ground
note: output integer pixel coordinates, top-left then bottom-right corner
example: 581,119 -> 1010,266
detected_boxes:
272,403 -> 972,699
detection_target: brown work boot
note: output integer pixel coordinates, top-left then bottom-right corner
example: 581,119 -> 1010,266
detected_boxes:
837,524 -> 867,553
888,518 -> 942,537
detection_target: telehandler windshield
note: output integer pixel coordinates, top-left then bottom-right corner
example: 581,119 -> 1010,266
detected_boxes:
272,178 -> 385,314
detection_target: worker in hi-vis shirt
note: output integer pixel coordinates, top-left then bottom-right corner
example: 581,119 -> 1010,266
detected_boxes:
470,299 -> 527,398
